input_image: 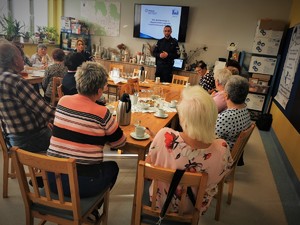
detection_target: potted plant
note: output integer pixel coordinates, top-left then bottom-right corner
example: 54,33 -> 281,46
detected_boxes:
44,26 -> 58,44
22,31 -> 33,43
0,14 -> 25,41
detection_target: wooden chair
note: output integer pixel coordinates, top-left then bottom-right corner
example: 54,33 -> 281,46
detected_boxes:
119,78 -> 140,98
133,68 -> 140,77
172,75 -> 189,85
214,123 -> 256,220
50,77 -> 63,106
57,84 -> 64,99
11,147 -> 110,225
105,64 -> 124,102
0,128 -> 16,198
132,160 -> 208,225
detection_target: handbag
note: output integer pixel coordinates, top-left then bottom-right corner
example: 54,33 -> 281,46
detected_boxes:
156,169 -> 195,225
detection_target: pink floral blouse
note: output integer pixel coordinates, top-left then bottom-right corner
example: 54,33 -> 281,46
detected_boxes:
146,127 -> 233,214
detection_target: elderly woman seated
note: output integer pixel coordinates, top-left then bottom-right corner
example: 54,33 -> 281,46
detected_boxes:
30,43 -> 52,67
212,68 -> 232,113
215,75 -> 252,165
146,85 -> 233,215
47,61 -> 126,198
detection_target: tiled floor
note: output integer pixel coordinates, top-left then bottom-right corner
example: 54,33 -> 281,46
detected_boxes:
0,127 -> 299,225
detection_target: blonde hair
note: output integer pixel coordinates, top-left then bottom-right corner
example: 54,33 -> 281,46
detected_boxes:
214,68 -> 232,86
177,86 -> 217,144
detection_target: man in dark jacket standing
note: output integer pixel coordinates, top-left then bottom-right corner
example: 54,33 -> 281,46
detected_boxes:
153,25 -> 180,83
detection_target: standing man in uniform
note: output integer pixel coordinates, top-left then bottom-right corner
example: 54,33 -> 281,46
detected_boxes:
153,25 -> 180,83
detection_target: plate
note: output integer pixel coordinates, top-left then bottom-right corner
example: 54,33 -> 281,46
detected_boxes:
154,113 -> 168,118
130,132 -> 150,140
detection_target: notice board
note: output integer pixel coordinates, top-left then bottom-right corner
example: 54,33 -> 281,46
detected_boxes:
273,26 -> 300,133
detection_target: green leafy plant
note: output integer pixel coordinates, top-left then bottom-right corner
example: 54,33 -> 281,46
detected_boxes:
35,26 -> 58,43
0,14 -> 25,41
44,26 -> 58,42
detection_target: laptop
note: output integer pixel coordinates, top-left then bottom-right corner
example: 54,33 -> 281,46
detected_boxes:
173,59 -> 184,70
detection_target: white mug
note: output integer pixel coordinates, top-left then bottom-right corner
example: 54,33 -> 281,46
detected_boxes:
135,125 -> 146,138
170,100 -> 178,107
158,108 -> 165,116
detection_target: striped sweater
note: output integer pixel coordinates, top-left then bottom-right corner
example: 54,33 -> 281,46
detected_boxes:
47,94 -> 126,164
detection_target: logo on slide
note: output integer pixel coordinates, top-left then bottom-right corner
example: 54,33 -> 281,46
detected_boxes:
172,9 -> 179,15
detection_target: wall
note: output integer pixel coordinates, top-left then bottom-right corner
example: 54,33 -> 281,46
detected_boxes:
63,0 -> 291,67
270,0 -> 300,180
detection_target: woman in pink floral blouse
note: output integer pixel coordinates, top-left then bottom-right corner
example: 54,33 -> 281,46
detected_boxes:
146,86 -> 233,215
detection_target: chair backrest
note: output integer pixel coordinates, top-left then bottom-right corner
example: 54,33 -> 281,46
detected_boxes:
132,160 -> 208,225
172,75 -> 189,85
119,78 -> 140,97
0,128 -> 8,154
231,123 -> 256,165
57,84 -> 64,99
109,64 -> 124,73
50,77 -> 63,106
11,147 -> 83,223
133,68 -> 140,77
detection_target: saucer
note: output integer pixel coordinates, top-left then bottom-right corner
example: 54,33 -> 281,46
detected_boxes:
161,82 -> 170,85
154,113 -> 168,118
130,132 -> 150,140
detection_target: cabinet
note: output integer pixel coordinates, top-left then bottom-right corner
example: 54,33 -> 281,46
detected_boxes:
243,52 -> 281,120
60,32 -> 91,53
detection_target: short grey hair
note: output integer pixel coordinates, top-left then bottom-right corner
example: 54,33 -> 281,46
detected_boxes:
37,43 -> 47,51
177,86 -> 217,144
75,62 -> 108,96
225,76 -> 249,104
214,68 -> 232,87
0,41 -> 19,73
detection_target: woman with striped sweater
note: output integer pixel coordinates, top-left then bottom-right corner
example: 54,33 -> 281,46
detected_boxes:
47,62 -> 126,197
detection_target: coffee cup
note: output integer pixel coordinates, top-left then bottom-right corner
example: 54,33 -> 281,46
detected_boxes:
135,125 -> 146,138
170,100 -> 178,107
129,94 -> 138,105
106,105 -> 115,114
158,108 -> 166,116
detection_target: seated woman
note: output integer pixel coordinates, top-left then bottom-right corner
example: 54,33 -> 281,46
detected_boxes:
30,44 -> 52,67
47,61 -> 126,198
215,75 -> 251,166
74,39 -> 93,61
62,52 -> 85,95
212,68 -> 232,113
196,60 -> 215,93
146,86 -> 233,215
42,48 -> 67,102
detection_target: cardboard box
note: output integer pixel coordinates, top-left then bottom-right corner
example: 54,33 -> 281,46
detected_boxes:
252,36 -> 282,56
61,17 -> 74,33
246,93 -> 265,111
249,56 -> 277,75
254,19 -> 285,38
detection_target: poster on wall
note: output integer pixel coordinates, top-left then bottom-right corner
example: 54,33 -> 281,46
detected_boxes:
274,24 -> 300,109
80,0 -> 120,36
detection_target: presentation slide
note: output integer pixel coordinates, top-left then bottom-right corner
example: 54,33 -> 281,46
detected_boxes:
140,5 -> 181,39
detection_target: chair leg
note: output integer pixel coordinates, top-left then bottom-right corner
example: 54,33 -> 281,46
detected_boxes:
3,155 -> 9,198
215,178 -> 225,221
227,169 -> 236,205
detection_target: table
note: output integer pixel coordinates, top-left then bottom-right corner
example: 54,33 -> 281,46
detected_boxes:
22,69 -> 45,85
118,111 -> 178,161
108,79 -> 185,102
